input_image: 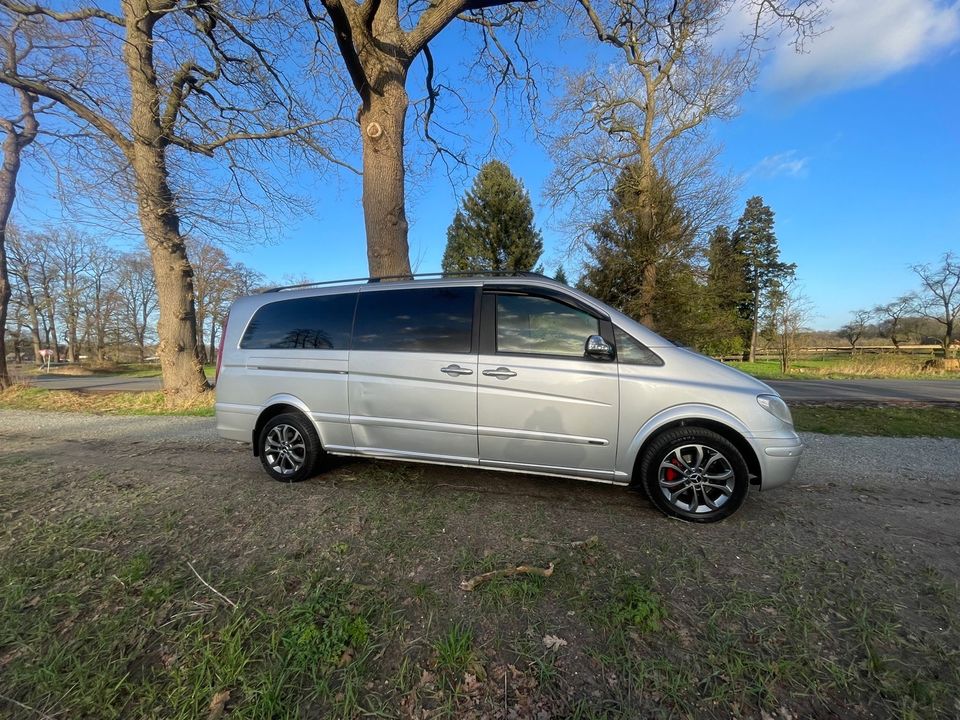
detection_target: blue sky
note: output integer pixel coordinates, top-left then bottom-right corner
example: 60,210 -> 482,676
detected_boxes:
11,0 -> 960,330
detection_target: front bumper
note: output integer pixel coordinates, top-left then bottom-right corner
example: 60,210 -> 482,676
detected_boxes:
752,432 -> 804,490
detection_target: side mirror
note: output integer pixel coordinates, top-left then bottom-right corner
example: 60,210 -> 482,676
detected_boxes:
585,334 -> 615,361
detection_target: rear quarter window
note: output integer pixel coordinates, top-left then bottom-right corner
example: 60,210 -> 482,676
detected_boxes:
239,293 -> 357,350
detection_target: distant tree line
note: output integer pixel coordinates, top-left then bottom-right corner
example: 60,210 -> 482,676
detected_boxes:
2,225 -> 261,365
836,252 -> 959,357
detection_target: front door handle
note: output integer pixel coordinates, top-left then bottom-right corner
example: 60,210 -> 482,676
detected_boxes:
441,364 -> 474,377
482,367 -> 517,380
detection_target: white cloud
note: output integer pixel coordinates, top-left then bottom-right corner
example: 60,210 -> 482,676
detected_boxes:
766,0 -> 960,96
749,150 -> 810,178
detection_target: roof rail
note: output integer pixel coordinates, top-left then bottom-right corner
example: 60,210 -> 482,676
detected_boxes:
261,270 -> 551,293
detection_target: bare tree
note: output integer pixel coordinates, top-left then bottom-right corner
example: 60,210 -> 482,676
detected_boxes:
18,229 -> 62,360
47,227 -> 91,362
766,279 -> 813,374
115,251 -> 157,362
873,294 -> 915,351
84,239 -> 118,361
0,0 -> 348,397
0,12 -> 40,388
5,224 -> 42,361
189,237 -> 233,364
307,0 -> 544,278
912,252 -> 960,358
548,0 -> 821,326
838,308 -> 872,353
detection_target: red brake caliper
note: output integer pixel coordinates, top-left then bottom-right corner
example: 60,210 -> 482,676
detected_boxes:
664,458 -> 681,482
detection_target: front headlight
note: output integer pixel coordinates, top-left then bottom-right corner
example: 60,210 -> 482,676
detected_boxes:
757,394 -> 793,425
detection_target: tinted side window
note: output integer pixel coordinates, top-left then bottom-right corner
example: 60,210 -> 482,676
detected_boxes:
353,287 -> 475,353
496,295 -> 599,357
615,326 -> 664,366
240,294 -> 356,350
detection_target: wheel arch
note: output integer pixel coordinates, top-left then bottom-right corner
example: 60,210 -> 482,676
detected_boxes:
252,395 -> 316,457
627,405 -> 762,488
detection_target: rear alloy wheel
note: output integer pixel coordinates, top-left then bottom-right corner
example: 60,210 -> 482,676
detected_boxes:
639,427 -> 749,522
258,412 -> 323,483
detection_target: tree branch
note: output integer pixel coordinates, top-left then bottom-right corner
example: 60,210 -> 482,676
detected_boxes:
318,0 -> 369,98
0,0 -> 122,26
0,73 -> 130,153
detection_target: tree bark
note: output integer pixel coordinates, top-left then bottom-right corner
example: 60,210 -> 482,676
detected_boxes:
0,125 -> 23,388
749,286 -> 761,363
122,0 -> 207,397
133,145 -> 207,396
639,261 -> 656,329
1,110 -> 29,387
360,81 -> 412,279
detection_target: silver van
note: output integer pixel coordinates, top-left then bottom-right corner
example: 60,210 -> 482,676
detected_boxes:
215,274 -> 802,522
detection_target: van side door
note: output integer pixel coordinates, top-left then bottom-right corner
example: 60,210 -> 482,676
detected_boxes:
347,285 -> 480,464
477,287 -> 620,480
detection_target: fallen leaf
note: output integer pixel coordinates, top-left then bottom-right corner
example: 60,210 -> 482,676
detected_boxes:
207,689 -> 230,719
542,634 -> 568,651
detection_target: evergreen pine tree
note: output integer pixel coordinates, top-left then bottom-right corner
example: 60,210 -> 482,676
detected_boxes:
580,165 -> 701,343
553,264 -> 569,284
732,196 -> 796,361
702,225 -> 750,355
441,161 -> 543,274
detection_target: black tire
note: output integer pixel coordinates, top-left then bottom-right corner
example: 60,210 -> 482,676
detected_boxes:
257,412 -> 324,483
638,427 -> 749,523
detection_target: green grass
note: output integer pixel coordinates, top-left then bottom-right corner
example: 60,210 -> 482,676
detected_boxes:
432,624 -> 477,678
727,355 -> 954,380
792,405 -> 960,438
0,386 -> 214,416
1,456 -> 958,719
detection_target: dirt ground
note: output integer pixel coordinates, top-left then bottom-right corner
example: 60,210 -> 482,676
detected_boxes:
1,412 -> 958,719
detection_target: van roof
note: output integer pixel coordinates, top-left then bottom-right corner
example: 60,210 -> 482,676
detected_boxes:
261,270 -> 551,294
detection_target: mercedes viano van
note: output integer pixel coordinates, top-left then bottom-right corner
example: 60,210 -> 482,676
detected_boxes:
215,274 -> 803,522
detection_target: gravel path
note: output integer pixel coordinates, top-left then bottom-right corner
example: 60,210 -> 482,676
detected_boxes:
0,409 -> 220,444
2,408 -> 958,483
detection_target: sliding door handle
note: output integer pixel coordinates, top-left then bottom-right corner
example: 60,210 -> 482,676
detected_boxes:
440,364 -> 474,377
482,367 -> 517,380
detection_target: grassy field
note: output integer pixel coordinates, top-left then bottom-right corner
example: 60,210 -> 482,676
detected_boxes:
1,431 -> 958,720
0,386 -> 214,416
727,354 -> 955,380
791,405 -> 960,438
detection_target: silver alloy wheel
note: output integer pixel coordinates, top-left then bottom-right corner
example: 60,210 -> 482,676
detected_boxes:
658,444 -> 736,514
263,423 -> 307,476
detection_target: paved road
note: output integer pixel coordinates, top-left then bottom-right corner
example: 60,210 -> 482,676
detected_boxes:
766,378 -> 960,403
14,372 -> 960,402
23,373 -> 166,392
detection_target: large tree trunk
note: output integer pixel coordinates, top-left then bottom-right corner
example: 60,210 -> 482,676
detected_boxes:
360,81 -> 412,279
0,120 -> 22,389
123,0 -> 207,397
0,229 -> 11,389
42,294 -> 59,362
133,146 -> 208,397
27,310 -> 41,362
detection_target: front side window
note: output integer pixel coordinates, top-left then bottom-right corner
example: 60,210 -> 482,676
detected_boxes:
353,287 -> 475,353
240,293 -> 356,350
496,294 -> 599,357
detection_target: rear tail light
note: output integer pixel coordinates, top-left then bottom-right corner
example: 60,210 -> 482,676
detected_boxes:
215,314 -> 229,384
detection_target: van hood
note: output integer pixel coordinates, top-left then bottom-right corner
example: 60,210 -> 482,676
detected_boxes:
670,346 -> 778,394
